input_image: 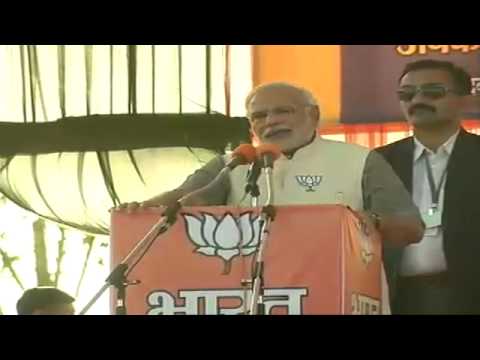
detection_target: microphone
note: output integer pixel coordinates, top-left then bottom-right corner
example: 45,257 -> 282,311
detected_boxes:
256,143 -> 282,169
245,160 -> 262,200
224,143 -> 258,170
179,143 -> 257,206
254,143 -> 282,206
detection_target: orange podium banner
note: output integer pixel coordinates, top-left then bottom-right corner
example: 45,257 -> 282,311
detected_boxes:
110,205 -> 382,315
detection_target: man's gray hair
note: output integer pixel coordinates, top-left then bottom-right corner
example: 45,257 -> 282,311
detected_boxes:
245,82 -> 319,110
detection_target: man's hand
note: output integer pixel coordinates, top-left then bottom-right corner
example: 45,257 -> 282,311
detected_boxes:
358,211 -> 424,248
112,190 -> 185,213
356,211 -> 378,237
113,201 -> 153,213
354,210 -> 424,248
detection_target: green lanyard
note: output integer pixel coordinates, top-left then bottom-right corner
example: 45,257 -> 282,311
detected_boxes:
424,153 -> 448,214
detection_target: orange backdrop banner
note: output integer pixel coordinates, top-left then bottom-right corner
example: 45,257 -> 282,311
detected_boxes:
110,205 -> 382,315
252,45 -> 480,129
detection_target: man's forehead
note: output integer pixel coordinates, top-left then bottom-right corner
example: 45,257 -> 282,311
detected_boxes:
250,87 -> 304,109
400,69 -> 455,86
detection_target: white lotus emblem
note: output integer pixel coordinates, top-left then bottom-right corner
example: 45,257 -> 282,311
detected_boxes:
356,219 -> 374,266
472,77 -> 480,96
183,212 -> 261,274
296,175 -> 322,192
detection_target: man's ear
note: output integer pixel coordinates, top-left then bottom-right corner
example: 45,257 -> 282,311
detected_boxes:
454,95 -> 469,119
309,105 -> 320,126
316,105 -> 321,122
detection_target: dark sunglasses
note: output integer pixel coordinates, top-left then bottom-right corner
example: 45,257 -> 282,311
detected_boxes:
397,84 -> 459,102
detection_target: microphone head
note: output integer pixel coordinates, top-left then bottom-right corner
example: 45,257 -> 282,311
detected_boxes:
231,144 -> 257,165
256,143 -> 282,161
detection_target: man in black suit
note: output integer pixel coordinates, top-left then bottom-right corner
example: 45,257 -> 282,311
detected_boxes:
376,59 -> 480,314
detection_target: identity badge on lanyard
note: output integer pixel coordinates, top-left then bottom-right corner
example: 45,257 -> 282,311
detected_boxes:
421,154 -> 446,230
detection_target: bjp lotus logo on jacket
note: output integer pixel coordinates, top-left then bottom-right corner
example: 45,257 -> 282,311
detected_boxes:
183,212 -> 261,274
472,77 -> 480,96
296,175 -> 323,192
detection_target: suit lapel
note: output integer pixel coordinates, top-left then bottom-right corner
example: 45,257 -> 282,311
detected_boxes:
392,138 -> 415,195
444,129 -> 473,211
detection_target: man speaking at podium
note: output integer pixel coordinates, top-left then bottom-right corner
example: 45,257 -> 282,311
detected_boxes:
118,82 -> 424,314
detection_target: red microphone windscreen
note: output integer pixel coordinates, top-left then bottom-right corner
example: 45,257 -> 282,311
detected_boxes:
256,143 -> 282,161
231,144 -> 257,164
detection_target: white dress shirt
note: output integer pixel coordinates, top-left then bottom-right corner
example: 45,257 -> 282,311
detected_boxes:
399,131 -> 459,276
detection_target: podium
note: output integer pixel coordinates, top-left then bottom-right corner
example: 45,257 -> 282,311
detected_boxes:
110,205 -> 382,315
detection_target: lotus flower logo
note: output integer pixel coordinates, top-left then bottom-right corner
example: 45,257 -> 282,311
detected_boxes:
356,219 -> 374,266
472,77 -> 480,96
295,175 -> 322,192
183,212 -> 261,274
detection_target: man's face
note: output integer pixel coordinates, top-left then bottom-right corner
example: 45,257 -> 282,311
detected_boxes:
32,303 -> 75,315
247,87 -> 318,152
398,69 -> 466,130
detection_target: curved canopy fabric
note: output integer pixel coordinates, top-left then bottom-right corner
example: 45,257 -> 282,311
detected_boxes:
0,114 -> 250,235
1,147 -> 213,235
0,45 -> 253,235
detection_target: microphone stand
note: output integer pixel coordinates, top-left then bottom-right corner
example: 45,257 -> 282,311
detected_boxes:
245,161 -> 261,207
248,161 -> 276,315
78,201 -> 181,315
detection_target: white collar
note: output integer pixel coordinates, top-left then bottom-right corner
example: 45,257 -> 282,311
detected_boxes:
413,130 -> 460,162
